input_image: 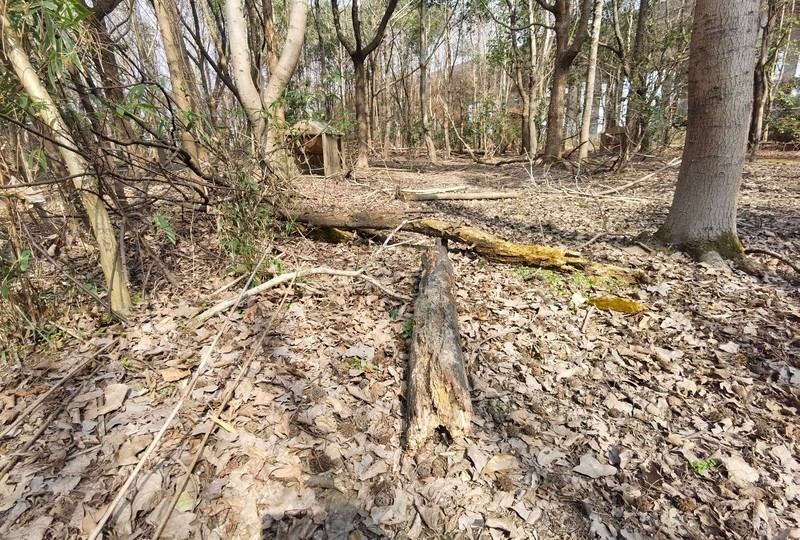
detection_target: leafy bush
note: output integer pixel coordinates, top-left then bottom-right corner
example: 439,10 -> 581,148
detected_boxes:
769,82 -> 800,143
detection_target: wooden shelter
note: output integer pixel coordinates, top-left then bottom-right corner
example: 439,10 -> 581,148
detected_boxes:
292,120 -> 344,176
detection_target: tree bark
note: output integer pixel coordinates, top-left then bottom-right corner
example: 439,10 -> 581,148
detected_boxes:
1,17 -> 131,311
224,0 -> 307,165
578,0 -> 604,162
538,0 -> 593,161
331,0 -> 400,170
226,0 -> 266,138
748,0 -> 780,161
405,240 -> 472,454
419,0 -> 438,164
655,0 -> 759,259
153,0 -> 206,167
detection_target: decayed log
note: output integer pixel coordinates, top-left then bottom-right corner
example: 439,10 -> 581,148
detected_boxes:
397,190 -> 521,201
293,211 -> 645,282
405,240 -> 472,453
295,211 -> 586,271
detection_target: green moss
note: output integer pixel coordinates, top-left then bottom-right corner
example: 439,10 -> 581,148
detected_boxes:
652,229 -> 744,260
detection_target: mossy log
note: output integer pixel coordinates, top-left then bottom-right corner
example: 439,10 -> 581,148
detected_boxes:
295,211 -> 586,271
405,240 -> 472,454
293,211 -> 645,282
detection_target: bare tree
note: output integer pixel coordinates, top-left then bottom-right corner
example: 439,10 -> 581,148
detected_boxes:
578,0 -> 604,162
536,0 -> 593,161
225,0 -> 308,157
331,0 -> 399,169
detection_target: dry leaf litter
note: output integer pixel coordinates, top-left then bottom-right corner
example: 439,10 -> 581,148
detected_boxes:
1,153 -> 798,540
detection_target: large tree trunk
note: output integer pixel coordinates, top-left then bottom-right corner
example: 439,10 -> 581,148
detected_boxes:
226,0 -> 266,138
2,18 -> 131,311
405,240 -> 472,454
225,0 -> 306,167
655,0 -> 759,259
354,58 -> 370,169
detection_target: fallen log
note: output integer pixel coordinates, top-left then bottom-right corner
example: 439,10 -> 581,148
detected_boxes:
293,211 -> 645,282
405,240 -> 473,454
295,211 -> 586,270
397,190 -> 521,201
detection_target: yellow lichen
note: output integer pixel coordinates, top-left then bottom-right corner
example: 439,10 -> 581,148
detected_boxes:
587,296 -> 646,314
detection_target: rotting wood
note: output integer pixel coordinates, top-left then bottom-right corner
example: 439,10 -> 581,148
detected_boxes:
397,190 -> 521,201
292,211 -> 646,282
405,239 -> 472,454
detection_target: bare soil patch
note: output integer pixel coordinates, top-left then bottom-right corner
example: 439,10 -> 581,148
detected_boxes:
1,153 -> 799,539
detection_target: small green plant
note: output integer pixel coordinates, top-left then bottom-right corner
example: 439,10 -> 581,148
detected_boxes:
346,356 -> 378,372
121,357 -> 132,369
689,458 -> 721,477
153,213 -> 176,244
131,292 -> 143,305
389,308 -> 399,320
571,273 -> 592,290
592,275 -> 625,292
401,317 -> 414,339
159,382 -> 176,396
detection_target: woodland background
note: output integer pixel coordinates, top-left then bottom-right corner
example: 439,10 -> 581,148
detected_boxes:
0,0 -> 799,538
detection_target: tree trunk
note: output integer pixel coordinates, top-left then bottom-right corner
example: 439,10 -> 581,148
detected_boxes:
579,0 -> 604,162
330,0 -> 400,171
655,0 -> 759,259
153,0 -> 206,168
262,0 -> 308,155
2,18 -> 131,311
748,0 -> 779,161
540,0 -> 593,162
419,0 -> 438,164
354,58 -> 370,169
405,240 -> 472,454
226,0 -> 266,138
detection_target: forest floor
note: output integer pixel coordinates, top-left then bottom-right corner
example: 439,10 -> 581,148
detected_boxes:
1,150 -> 799,540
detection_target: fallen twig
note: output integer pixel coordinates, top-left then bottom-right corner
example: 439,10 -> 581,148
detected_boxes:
152,280 -> 294,538
399,185 -> 466,194
397,190 -> 521,201
0,339 -> 118,440
744,248 -> 799,273
594,158 -> 681,196
195,267 -> 412,322
0,385 -> 83,480
87,247 -> 273,540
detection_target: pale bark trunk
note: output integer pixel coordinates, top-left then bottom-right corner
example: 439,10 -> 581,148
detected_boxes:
354,59 -> 370,169
2,19 -> 131,311
226,0 -> 266,138
579,0 -> 604,162
262,0 -> 308,154
225,0 -> 306,165
153,0 -> 204,163
656,0 -> 759,259
419,0 -> 437,164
